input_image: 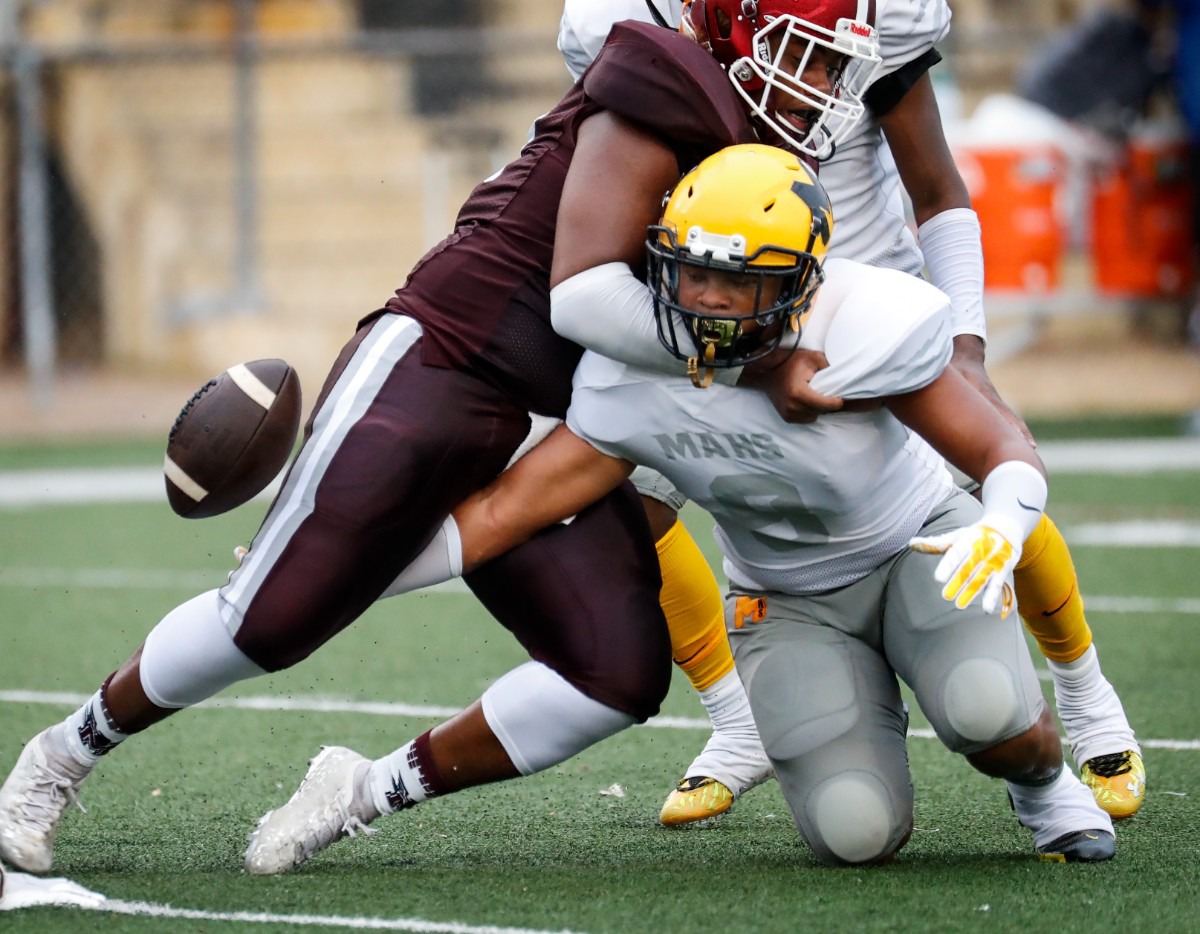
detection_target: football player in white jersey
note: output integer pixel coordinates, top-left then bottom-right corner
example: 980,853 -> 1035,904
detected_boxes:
555,0 -> 1144,824
266,145 -> 1115,865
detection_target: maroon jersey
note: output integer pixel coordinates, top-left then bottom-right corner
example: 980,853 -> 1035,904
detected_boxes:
377,22 -> 757,418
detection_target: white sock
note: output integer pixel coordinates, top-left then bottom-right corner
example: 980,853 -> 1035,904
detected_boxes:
61,687 -> 128,766
1046,644 -> 1139,763
1047,643 -> 1100,680
683,669 -> 771,793
380,517 -> 463,598
1007,764 -> 1114,846
698,669 -> 758,738
366,738 -> 435,816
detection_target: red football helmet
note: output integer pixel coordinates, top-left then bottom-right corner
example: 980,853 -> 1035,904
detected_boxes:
681,0 -> 882,160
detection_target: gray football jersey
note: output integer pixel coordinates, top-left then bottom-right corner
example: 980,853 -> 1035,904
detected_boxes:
566,261 -> 957,593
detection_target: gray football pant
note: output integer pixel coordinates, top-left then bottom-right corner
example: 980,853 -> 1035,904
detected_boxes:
726,489 -> 1045,865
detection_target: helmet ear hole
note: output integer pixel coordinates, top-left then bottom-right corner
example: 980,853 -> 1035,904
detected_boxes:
714,8 -> 733,39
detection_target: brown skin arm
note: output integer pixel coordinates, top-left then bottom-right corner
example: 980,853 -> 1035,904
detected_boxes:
884,365 -> 1046,485
879,72 -> 970,226
452,425 -> 635,571
882,74 -> 1035,446
551,111 -> 683,287
951,334 -> 1035,445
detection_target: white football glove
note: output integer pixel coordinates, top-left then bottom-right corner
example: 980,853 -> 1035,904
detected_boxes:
910,523 -> 1020,618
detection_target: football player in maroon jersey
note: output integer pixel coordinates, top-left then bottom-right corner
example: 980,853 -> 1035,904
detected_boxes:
0,3 -> 878,876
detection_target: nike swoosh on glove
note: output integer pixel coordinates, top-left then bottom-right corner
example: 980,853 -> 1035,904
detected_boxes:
909,524 -> 1018,618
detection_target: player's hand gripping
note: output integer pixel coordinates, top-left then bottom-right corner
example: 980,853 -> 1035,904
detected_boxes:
909,523 -> 1020,618
738,348 -> 844,424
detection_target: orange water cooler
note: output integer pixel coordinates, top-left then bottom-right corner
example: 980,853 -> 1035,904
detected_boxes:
1090,139 -> 1196,297
954,145 -> 1066,293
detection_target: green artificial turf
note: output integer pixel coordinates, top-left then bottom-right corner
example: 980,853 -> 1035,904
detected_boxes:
0,438 -> 1196,933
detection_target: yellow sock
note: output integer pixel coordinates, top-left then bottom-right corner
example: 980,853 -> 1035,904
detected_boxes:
1015,514 -> 1093,663
656,519 -> 732,692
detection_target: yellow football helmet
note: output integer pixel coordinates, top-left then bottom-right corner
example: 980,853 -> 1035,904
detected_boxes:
648,143 -> 833,387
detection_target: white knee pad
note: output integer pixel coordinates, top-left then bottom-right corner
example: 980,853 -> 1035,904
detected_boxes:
481,661 -> 636,775
140,589 -> 266,709
942,657 -> 1021,746
808,771 -> 899,866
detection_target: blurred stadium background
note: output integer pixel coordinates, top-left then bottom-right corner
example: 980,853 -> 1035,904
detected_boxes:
0,0 -> 1196,438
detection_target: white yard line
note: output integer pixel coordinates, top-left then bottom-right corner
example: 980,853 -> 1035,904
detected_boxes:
2,689 -> 1197,750
0,467 -> 281,508
1065,521 -> 1200,547
2,437 -> 1200,509
1036,437 -> 1200,475
80,900 -> 587,933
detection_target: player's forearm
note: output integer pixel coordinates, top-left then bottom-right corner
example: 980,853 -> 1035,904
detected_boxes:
551,263 -> 690,374
455,426 -> 634,571
952,334 -> 1035,445
887,366 -> 1042,484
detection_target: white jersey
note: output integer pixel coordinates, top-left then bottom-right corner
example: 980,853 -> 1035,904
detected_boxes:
820,0 -> 950,272
565,260 -> 957,594
554,0 -> 981,337
558,1 -> 685,81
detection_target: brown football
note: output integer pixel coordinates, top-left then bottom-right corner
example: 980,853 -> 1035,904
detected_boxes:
164,359 -> 302,518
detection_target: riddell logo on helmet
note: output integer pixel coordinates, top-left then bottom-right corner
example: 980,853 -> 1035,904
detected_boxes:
836,18 -> 876,38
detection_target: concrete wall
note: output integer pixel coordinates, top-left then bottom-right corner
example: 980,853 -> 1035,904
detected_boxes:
14,0 -> 1135,387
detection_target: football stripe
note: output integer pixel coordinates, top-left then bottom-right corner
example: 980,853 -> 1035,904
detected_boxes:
226,363 -> 278,411
222,317 -> 421,614
163,454 -> 209,502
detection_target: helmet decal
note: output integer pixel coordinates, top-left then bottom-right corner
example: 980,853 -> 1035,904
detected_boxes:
789,179 -> 833,252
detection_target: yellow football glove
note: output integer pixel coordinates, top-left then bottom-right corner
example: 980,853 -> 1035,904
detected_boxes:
910,524 -> 1019,619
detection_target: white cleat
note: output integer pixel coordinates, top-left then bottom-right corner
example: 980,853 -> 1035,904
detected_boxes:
0,727 -> 93,874
244,746 -> 377,875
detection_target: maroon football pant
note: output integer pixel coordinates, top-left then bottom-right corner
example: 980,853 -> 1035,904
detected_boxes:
219,315 -> 670,721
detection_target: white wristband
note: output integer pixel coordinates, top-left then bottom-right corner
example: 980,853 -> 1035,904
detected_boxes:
979,460 -> 1047,548
918,208 -> 986,342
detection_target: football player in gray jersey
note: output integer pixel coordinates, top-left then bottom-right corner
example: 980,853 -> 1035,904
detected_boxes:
332,145 -> 1117,866
555,0 -> 1143,824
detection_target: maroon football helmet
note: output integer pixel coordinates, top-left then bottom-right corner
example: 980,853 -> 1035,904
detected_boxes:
681,0 -> 882,159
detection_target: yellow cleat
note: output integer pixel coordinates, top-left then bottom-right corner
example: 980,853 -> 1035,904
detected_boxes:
659,776 -> 735,827
1081,750 -> 1145,820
